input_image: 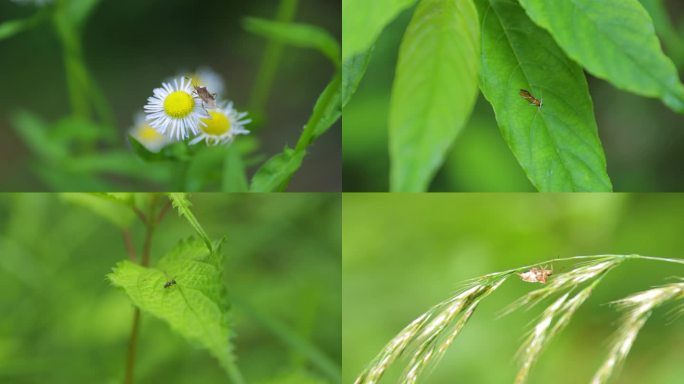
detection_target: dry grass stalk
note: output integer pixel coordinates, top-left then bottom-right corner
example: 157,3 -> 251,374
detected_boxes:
355,277 -> 509,384
591,282 -> 684,384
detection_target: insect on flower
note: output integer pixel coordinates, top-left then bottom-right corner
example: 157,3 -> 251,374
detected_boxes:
519,89 -> 542,108
164,278 -> 177,288
518,265 -> 553,284
186,77 -> 217,109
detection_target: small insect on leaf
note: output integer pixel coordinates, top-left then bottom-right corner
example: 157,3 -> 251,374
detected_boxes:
518,266 -> 553,284
519,89 -> 542,108
164,279 -> 177,289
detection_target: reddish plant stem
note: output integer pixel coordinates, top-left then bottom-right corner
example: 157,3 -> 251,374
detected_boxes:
122,229 -> 137,262
125,308 -> 140,384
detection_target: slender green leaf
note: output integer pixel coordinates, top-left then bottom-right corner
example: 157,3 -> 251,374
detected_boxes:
108,238 -> 240,381
11,111 -> 68,162
639,0 -> 684,66
244,18 -> 340,66
168,194 -> 212,252
342,0 -> 418,60
249,148 -> 306,192
518,0 -> 684,113
0,9 -> 48,41
475,0 -> 611,191
389,0 -> 480,192
61,193 -> 135,229
222,146 -> 249,192
305,73 -> 342,145
342,47 -> 373,108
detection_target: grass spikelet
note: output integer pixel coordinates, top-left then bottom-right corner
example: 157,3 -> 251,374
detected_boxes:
591,282 -> 684,384
515,278 -> 603,384
355,276 -> 509,384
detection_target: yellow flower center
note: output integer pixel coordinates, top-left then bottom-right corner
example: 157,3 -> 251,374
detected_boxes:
200,111 -> 231,136
163,91 -> 194,118
139,125 -> 164,142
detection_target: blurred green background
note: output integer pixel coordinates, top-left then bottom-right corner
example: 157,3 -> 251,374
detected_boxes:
343,193 -> 684,383
0,193 -> 340,383
343,1 -> 684,192
0,0 -> 340,191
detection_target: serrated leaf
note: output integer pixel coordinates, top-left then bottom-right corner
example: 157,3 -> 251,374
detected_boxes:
244,18 -> 340,66
342,47 -> 373,109
61,193 -> 135,229
518,0 -> 684,113
107,238 -> 237,378
389,0 -> 480,192
168,194 -> 212,252
249,148 -> 305,192
342,0 -> 418,61
475,0 -> 611,191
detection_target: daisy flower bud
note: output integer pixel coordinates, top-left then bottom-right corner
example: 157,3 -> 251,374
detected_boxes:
190,101 -> 251,146
129,112 -> 172,153
144,77 -> 209,140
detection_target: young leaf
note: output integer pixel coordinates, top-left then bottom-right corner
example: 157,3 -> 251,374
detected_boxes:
108,238 -> 240,381
249,148 -> 306,192
244,18 -> 340,66
474,0 -> 612,191
342,0 -> 418,61
168,193 -> 212,252
303,73 -> 342,145
342,47 -> 374,109
60,193 -> 135,229
518,0 -> 684,113
389,0 -> 480,192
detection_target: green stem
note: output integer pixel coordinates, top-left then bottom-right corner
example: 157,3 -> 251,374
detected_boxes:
493,254 -> 684,278
248,0 -> 299,119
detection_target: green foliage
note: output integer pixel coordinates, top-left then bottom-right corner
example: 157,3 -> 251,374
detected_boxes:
250,72 -> 341,192
518,0 -> 684,113
342,0 -> 418,60
60,193 -> 135,229
475,0 -> 611,191
389,0 -> 480,191
250,148 -> 305,192
108,238 -> 239,381
0,8 -> 48,40
343,0 -> 684,191
342,48 -> 373,109
168,193 -> 212,252
244,18 -> 340,66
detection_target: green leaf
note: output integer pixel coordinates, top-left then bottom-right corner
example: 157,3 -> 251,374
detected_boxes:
0,9 -> 48,41
475,0 -> 612,192
244,18 -> 340,66
108,238 -> 241,381
306,73 -> 342,144
61,193 -> 135,229
184,147 -> 226,192
342,47 -> 373,109
639,0 -> 684,66
249,148 -> 306,192
389,0 -> 480,192
168,193 -> 212,252
518,0 -> 684,113
11,111 -> 67,162
222,146 -> 248,192
342,0 -> 418,60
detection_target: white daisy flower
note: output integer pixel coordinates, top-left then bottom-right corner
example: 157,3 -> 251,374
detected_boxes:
144,77 -> 209,140
190,102 -> 251,146
129,112 -> 172,153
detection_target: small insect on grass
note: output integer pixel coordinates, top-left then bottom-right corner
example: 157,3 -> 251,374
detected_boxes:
185,77 -> 217,110
519,89 -> 542,108
518,265 -> 553,284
